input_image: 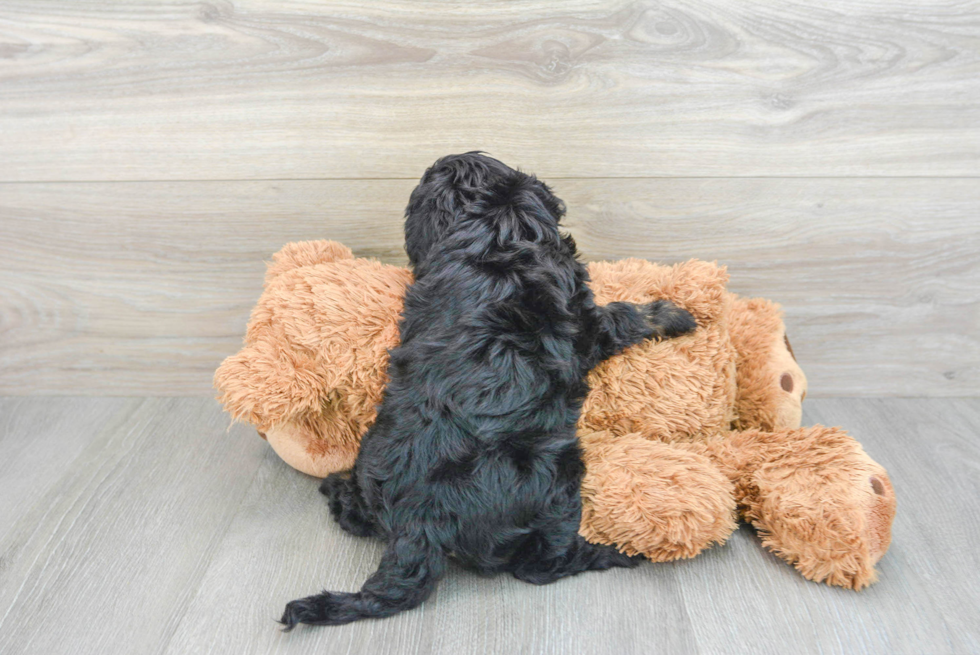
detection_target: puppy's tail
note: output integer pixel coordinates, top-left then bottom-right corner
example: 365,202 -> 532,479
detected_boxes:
280,529 -> 445,628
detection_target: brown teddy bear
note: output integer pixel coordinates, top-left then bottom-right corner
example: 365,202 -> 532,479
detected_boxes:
215,240 -> 896,590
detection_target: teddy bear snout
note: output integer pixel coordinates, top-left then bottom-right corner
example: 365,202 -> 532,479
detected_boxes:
864,471 -> 896,567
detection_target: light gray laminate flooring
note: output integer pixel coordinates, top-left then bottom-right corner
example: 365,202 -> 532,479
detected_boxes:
0,397 -> 977,655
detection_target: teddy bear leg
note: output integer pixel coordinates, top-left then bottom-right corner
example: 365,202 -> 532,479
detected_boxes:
700,427 -> 896,589
578,432 -> 737,561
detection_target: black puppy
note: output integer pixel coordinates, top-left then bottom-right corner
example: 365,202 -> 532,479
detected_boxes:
280,153 -> 696,628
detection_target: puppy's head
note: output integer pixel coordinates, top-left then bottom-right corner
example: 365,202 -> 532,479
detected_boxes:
404,152 -> 518,267
472,172 -> 566,246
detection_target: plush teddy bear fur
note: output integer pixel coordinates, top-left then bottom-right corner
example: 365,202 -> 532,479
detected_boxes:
217,240 -> 410,473
215,240 -> 894,589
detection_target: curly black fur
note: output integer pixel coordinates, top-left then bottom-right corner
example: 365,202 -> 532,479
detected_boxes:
403,151 -> 528,268
281,153 -> 697,629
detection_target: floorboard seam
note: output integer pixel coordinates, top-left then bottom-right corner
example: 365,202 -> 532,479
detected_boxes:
155,446 -> 270,655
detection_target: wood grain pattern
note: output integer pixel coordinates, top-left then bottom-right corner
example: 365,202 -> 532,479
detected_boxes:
560,178 -> 980,398
798,397 -> 980,655
0,397 -> 977,654
0,397 -> 131,533
684,397 -> 980,655
0,397 -> 268,655
0,1 -> 977,180
162,442 -> 699,655
1,2 -> 976,651
1,178 -> 976,396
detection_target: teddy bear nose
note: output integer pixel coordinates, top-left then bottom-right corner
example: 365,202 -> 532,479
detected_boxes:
870,476 -> 885,496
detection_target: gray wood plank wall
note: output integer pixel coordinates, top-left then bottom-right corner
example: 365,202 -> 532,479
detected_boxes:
1,1 -> 977,396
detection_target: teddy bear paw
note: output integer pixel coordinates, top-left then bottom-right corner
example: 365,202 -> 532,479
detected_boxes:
742,427 -> 896,589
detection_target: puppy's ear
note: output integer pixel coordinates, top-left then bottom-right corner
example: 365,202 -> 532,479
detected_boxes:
404,174 -> 462,268
537,181 -> 566,225
476,174 -> 565,245
404,152 -> 521,266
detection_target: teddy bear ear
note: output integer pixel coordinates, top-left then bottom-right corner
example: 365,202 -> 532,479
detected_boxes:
213,338 -> 327,431
264,240 -> 354,286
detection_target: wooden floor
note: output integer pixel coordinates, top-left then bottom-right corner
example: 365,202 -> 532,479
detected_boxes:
0,396 -> 977,655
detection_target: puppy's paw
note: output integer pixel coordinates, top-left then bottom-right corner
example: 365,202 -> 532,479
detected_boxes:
597,547 -> 644,570
319,471 -> 349,498
643,300 -> 697,340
